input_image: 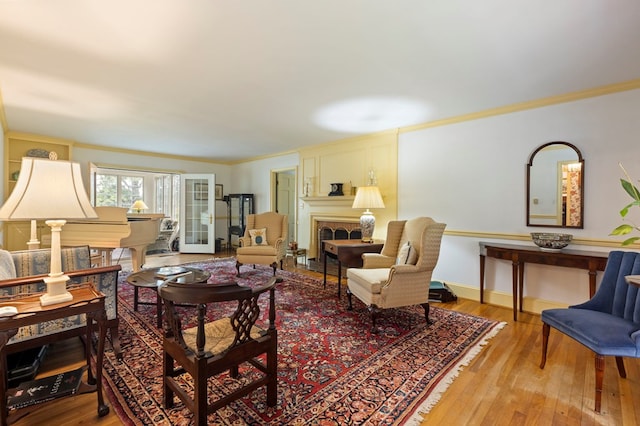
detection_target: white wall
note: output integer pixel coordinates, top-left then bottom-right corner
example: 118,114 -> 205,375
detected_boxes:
398,89 -> 640,306
231,152 -> 299,213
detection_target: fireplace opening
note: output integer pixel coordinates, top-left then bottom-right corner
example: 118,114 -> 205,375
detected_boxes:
307,218 -> 361,274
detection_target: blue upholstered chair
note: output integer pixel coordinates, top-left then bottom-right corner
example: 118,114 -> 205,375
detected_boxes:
540,250 -> 640,413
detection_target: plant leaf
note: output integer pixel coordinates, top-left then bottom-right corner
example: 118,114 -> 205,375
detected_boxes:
621,178 -> 640,201
610,224 -> 634,236
622,236 -> 640,246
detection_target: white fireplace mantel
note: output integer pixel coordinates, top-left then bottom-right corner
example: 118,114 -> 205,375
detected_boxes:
301,196 -> 355,207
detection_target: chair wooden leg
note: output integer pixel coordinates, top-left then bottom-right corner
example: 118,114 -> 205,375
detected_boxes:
369,305 -> 381,334
540,323 -> 550,369
346,289 -> 353,311
267,341 -> 277,406
615,356 -> 627,378
235,261 -> 242,276
110,323 -> 123,360
271,262 -> 277,275
163,352 -> 174,408
421,302 -> 433,325
230,365 -> 239,378
595,353 -> 605,413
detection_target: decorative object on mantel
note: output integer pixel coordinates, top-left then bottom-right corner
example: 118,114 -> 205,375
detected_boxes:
610,163 -> 640,246
530,232 -> 573,252
352,185 -> 385,243
303,177 -> 314,197
0,157 -> 98,306
328,183 -> 344,196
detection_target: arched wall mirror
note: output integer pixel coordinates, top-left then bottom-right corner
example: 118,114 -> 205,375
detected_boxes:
527,141 -> 584,228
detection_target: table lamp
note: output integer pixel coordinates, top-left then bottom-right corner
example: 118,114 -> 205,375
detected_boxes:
131,200 -> 148,214
352,185 -> 385,243
0,158 -> 98,306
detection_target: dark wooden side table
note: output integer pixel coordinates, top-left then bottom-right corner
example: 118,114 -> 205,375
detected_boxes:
0,285 -> 109,425
126,267 -> 211,328
479,242 -> 609,321
323,240 -> 384,297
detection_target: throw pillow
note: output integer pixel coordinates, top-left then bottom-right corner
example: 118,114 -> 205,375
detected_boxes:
396,241 -> 417,265
249,228 -> 268,246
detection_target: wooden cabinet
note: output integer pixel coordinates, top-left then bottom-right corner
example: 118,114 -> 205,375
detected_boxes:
3,132 -> 73,250
226,194 -> 254,248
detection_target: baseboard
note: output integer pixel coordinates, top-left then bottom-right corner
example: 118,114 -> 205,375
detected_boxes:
444,282 -> 568,315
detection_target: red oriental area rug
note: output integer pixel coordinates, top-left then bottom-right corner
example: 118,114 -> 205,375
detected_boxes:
104,258 -> 505,425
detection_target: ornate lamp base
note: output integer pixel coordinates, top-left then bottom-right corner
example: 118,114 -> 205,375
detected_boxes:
359,210 -> 376,243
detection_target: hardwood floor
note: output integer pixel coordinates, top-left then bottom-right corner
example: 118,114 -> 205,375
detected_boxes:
10,252 -> 640,425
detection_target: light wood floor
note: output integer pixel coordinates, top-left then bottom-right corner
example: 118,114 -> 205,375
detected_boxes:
11,252 -> 640,425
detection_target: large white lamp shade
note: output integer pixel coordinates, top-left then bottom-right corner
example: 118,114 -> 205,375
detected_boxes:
0,158 -> 98,306
352,186 -> 385,243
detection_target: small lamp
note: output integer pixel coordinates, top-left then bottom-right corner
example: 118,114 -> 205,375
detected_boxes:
0,158 -> 98,306
131,200 -> 148,214
352,186 -> 385,243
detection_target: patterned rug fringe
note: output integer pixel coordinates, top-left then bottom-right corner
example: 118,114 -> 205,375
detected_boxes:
404,321 -> 507,425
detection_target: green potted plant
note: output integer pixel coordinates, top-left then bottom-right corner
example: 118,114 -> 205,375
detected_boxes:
610,164 -> 640,245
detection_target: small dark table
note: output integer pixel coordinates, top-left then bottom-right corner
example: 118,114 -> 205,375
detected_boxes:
126,267 -> 211,327
323,240 -> 384,297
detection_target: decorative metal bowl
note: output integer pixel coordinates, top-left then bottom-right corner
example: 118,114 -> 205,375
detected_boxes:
530,233 -> 573,251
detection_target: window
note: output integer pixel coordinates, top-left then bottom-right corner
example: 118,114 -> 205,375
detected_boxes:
91,165 -> 180,219
95,173 -> 144,208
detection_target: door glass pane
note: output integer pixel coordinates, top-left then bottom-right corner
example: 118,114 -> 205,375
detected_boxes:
184,178 -> 209,245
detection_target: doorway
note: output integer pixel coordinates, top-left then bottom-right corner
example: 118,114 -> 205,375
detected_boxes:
271,168 -> 296,244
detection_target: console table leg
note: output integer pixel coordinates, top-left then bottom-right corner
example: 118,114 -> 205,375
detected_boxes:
479,254 -> 486,304
511,260 -> 518,321
323,251 -> 328,289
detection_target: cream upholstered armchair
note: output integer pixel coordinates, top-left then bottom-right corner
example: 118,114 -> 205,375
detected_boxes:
236,212 -> 288,276
346,217 -> 446,332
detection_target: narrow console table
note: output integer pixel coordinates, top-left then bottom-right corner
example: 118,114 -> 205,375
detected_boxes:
0,285 -> 109,425
323,240 -> 384,297
479,242 -> 609,321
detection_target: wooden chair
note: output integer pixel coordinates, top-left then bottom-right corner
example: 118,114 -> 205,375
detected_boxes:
158,276 -> 281,425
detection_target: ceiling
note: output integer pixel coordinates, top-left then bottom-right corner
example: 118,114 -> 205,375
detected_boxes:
1,1 -> 640,163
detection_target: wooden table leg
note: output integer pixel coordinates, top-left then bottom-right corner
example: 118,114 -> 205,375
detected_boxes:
518,261 -> 525,313
156,292 -> 162,328
479,254 -> 486,304
511,257 -> 519,321
323,250 -> 328,289
337,261 -> 342,297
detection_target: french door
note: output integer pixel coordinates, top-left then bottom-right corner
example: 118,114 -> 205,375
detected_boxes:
179,174 -> 215,253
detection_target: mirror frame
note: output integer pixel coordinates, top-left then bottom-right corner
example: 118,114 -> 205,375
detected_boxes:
526,141 -> 584,229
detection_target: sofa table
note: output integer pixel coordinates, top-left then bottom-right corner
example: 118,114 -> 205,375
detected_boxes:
0,285 -> 109,425
479,242 -> 609,321
323,240 -> 384,297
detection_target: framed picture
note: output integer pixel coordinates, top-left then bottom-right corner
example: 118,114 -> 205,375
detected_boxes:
215,184 -> 224,200
194,182 -> 208,201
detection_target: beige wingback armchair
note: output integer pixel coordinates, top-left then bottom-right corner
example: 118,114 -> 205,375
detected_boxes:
236,212 -> 288,276
346,217 -> 446,332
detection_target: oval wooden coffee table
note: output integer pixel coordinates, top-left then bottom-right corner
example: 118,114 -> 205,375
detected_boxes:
126,266 -> 211,327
